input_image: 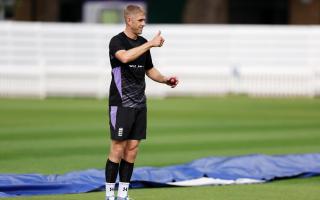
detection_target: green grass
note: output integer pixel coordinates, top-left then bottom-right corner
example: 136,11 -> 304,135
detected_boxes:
0,96 -> 320,200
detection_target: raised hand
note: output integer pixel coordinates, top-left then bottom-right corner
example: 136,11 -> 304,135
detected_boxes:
150,31 -> 165,47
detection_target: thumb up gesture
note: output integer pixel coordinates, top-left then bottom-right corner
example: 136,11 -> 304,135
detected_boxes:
151,31 -> 165,47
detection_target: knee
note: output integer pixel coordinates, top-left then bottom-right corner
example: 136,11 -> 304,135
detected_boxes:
109,144 -> 125,161
124,145 -> 139,160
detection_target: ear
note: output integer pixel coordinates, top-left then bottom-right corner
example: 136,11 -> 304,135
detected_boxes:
127,16 -> 132,23
125,16 -> 130,24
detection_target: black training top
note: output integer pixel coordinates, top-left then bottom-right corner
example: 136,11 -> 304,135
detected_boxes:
108,32 -> 154,108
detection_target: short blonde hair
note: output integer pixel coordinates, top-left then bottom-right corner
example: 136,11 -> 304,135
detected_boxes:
124,5 -> 145,19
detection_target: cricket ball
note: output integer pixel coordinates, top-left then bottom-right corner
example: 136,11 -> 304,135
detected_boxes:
169,77 -> 177,85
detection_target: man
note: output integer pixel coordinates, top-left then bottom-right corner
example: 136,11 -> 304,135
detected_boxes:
105,5 -> 179,200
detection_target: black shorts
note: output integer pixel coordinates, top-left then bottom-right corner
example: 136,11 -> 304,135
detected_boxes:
109,106 -> 147,141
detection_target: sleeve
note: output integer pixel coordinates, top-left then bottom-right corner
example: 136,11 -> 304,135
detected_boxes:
109,36 -> 126,56
145,50 -> 154,70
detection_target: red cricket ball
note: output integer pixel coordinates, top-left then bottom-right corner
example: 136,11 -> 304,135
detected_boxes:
169,77 -> 177,85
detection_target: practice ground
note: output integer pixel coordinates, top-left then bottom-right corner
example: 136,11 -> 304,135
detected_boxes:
0,96 -> 319,200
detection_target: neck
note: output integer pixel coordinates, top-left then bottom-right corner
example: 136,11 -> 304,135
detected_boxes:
124,28 -> 138,40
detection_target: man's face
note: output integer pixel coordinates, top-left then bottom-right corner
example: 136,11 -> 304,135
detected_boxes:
128,12 -> 146,35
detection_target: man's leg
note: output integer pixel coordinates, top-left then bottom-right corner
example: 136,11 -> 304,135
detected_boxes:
105,140 -> 127,200
117,140 -> 140,199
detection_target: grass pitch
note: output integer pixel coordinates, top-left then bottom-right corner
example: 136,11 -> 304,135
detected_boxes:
0,96 -> 319,200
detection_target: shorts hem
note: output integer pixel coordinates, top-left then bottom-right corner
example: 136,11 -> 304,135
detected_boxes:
110,137 -> 146,141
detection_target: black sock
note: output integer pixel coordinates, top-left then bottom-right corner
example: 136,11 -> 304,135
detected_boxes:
119,159 -> 134,182
105,159 -> 119,183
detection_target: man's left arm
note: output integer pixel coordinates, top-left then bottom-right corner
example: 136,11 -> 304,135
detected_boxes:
146,67 -> 179,88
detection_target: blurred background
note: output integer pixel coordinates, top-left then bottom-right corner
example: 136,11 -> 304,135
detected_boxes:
1,0 -> 320,24
1,2 -> 320,199
0,0 -> 320,98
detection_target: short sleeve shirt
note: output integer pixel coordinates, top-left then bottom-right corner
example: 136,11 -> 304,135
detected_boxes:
108,32 -> 153,108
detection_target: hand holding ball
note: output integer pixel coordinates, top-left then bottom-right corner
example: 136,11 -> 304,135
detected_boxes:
166,77 -> 178,88
169,77 -> 177,84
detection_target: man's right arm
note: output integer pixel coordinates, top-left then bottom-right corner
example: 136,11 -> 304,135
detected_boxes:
115,31 -> 164,64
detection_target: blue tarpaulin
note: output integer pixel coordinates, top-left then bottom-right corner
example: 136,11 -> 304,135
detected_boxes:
1,153 -> 320,197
